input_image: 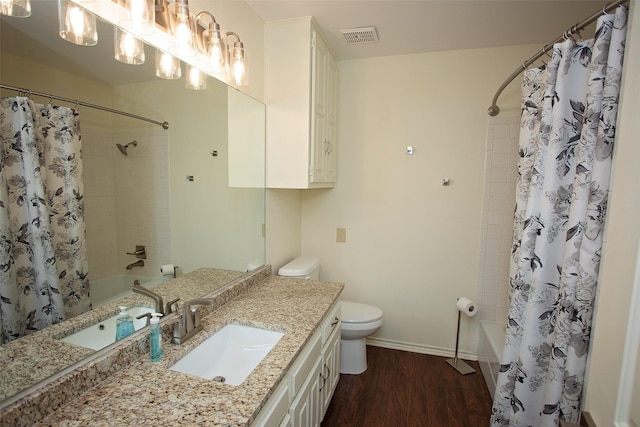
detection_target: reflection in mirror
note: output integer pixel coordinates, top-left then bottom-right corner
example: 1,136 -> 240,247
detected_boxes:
0,1 -> 265,404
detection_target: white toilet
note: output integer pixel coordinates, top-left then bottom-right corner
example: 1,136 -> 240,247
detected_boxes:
278,256 -> 383,375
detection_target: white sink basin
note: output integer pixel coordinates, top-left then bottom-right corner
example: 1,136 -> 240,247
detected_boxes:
59,306 -> 154,350
170,324 -> 284,386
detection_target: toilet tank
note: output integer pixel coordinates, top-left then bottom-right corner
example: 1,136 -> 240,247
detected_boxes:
278,256 -> 320,280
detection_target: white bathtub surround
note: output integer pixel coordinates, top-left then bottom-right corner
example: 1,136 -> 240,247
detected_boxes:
475,114 -> 519,325
478,320 -> 506,399
83,128 -> 171,283
89,274 -> 171,307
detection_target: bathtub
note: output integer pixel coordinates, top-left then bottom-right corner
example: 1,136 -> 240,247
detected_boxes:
478,320 -> 506,399
90,274 -> 169,307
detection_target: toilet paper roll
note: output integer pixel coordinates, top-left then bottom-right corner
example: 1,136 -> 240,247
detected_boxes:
456,297 -> 478,317
160,264 -> 176,276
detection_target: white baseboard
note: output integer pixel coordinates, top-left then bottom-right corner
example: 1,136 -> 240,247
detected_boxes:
366,337 -> 478,361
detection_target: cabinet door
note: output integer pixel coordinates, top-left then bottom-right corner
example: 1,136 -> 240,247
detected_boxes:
324,54 -> 338,184
251,379 -> 290,427
289,356 -> 323,427
310,31 -> 329,184
321,326 -> 341,418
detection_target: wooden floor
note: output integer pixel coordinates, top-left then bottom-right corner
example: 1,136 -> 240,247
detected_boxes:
322,346 -> 493,427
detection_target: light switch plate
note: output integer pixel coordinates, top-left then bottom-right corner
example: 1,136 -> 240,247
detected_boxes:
336,228 -> 347,243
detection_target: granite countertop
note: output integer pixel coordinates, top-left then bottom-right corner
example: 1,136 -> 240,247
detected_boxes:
0,268 -> 245,402
35,275 -> 343,426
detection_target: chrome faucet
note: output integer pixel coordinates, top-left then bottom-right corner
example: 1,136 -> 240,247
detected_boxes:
172,299 -> 214,344
126,259 -> 144,270
132,282 -> 164,315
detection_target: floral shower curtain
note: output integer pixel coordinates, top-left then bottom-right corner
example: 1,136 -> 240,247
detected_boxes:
0,97 -> 90,343
491,6 -> 627,427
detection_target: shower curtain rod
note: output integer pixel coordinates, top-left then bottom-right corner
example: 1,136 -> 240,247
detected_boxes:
0,83 -> 169,129
487,0 -> 629,117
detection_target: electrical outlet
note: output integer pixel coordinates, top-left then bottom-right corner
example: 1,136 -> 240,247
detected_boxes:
336,228 -> 347,243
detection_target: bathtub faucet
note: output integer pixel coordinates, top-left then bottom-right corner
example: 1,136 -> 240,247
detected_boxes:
126,260 -> 144,270
132,282 -> 164,315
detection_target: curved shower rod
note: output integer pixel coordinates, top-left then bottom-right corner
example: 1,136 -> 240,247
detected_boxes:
487,0 -> 629,117
0,83 -> 169,129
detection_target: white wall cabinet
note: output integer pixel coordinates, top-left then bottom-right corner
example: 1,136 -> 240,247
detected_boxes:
266,17 -> 338,189
252,301 -> 341,427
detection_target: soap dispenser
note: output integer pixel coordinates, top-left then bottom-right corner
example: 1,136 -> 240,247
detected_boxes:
115,306 -> 135,341
149,312 -> 164,362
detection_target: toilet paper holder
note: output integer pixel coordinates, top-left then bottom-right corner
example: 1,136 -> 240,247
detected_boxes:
445,297 -> 477,375
160,264 -> 179,279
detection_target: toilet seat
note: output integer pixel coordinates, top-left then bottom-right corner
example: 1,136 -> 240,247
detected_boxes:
341,301 -> 383,324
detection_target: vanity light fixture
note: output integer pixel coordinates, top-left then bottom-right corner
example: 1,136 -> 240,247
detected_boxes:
226,32 -> 248,86
0,0 -> 31,17
119,0 -> 155,36
167,0 -> 196,57
114,27 -> 145,65
155,49 -> 181,79
195,11 -> 226,75
58,0 -> 97,46
185,64 -> 206,90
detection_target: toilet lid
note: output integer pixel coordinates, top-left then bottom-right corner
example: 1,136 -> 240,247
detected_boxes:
341,301 -> 383,324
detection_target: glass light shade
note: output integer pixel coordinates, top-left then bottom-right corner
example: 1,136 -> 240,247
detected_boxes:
114,28 -> 145,65
0,0 -> 31,17
58,0 -> 97,46
155,50 -> 181,79
185,64 -> 206,90
119,0 -> 155,36
203,28 -> 226,75
167,1 -> 196,57
228,42 -> 249,86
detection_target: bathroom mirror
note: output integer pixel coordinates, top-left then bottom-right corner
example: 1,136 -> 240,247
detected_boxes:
0,1 -> 265,403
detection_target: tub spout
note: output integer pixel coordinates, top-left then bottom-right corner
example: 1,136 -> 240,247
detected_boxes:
126,260 -> 144,270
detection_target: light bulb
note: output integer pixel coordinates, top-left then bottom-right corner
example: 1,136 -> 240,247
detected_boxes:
67,5 -> 86,37
186,65 -> 206,90
208,42 -> 225,74
232,59 -> 246,85
0,0 -> 31,17
155,50 -> 181,79
175,22 -> 193,50
58,0 -> 97,46
115,28 -> 144,65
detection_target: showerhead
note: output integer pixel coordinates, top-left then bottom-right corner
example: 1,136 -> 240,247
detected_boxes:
116,140 -> 138,156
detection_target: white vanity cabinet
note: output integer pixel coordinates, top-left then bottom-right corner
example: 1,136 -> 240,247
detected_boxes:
252,301 -> 341,427
265,17 -> 338,189
320,312 -> 341,418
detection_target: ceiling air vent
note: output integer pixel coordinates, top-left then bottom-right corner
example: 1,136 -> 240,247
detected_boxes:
340,26 -> 379,45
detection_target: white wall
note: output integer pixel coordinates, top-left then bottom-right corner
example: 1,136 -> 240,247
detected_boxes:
298,45 -> 535,356
266,189 -> 303,270
584,2 -> 640,425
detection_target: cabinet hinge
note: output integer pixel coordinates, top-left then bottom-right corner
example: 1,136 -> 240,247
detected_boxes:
311,31 -> 316,49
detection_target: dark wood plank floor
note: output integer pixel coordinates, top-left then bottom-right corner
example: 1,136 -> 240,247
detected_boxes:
322,346 -> 493,427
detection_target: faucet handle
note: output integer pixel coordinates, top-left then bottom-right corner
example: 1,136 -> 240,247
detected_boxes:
183,299 -> 214,332
165,298 -> 180,314
136,312 -> 152,327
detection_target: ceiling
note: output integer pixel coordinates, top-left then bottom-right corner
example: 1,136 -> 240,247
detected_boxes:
244,0 -> 611,60
0,0 -> 611,87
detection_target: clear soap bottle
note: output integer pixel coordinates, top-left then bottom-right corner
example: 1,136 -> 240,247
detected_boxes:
149,313 -> 164,362
115,306 -> 135,341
